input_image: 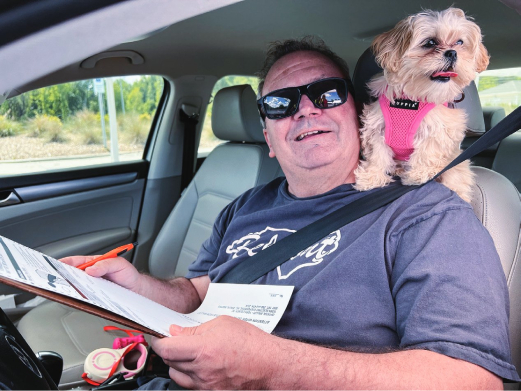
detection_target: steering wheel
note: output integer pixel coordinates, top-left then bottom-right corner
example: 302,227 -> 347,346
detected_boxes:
0,308 -> 58,390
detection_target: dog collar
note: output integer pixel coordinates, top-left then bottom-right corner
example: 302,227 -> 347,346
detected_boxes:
379,95 -> 447,161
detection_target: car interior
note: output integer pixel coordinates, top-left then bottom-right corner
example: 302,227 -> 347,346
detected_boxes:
0,0 -> 520,389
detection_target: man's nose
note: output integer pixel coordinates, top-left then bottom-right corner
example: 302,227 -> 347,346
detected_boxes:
293,94 -> 321,119
444,50 -> 457,62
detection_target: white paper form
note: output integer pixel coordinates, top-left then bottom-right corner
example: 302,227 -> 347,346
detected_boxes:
190,283 -> 294,333
0,235 -> 294,336
0,236 -> 87,300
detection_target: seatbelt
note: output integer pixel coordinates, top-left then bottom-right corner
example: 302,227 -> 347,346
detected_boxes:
219,105 -> 521,284
179,104 -> 200,190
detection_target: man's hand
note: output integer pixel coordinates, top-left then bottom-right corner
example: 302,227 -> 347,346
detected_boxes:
61,256 -> 208,313
60,255 -> 143,292
151,316 -> 503,390
151,316 -> 276,390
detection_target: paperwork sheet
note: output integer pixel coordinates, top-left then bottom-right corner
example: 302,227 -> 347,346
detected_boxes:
0,235 -> 293,336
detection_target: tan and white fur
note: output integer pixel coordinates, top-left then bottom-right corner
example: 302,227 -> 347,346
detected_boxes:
354,8 -> 489,202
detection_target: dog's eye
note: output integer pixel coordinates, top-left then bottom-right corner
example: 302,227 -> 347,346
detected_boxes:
455,39 -> 464,45
422,39 -> 437,48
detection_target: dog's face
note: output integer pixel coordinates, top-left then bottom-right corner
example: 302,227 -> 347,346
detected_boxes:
372,8 -> 489,103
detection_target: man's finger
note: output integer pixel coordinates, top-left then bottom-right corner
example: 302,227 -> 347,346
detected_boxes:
59,255 -> 99,267
169,324 -> 199,336
168,367 -> 194,390
83,257 -> 127,277
151,335 -> 201,362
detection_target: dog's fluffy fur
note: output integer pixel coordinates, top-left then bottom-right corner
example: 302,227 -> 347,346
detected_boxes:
354,8 -> 489,202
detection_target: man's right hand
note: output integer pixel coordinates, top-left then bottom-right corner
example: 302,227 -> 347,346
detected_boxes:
60,255 -> 143,293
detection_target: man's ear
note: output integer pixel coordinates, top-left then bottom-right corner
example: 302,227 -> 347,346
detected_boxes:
263,130 -> 276,158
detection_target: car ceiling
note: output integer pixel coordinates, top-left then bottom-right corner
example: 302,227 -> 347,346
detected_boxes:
13,0 -> 521,95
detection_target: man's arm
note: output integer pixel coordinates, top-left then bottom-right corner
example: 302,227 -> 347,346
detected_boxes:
134,274 -> 209,313
152,316 -> 502,390
60,255 -> 210,313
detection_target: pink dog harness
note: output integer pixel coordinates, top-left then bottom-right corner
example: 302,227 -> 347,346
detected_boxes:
379,95 -> 446,161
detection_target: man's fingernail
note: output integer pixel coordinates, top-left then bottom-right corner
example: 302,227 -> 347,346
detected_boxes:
170,324 -> 183,334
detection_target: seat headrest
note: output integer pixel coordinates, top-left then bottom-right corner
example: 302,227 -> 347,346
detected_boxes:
352,48 -> 486,134
212,84 -> 265,143
483,106 -> 506,131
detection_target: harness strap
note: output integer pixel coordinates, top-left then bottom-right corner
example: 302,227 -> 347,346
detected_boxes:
379,95 -> 445,161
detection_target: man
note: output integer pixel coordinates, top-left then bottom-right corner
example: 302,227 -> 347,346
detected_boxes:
65,37 -> 518,389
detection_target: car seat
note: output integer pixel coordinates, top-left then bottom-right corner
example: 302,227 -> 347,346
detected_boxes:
353,48 -> 521,385
17,84 -> 283,388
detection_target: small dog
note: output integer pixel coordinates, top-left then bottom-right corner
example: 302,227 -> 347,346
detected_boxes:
354,8 -> 489,202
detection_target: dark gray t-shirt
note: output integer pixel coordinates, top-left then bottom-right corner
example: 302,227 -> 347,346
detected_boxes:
187,177 -> 520,381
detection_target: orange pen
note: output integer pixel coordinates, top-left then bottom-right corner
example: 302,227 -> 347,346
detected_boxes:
77,242 -> 138,270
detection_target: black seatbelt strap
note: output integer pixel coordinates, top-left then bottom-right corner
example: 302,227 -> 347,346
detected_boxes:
179,105 -> 199,190
219,105 -> 521,284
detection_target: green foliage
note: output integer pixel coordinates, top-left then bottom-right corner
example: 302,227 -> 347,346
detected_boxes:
0,76 -> 163,123
26,115 -> 64,142
118,113 -> 149,145
79,127 -> 103,145
0,76 -> 163,148
67,109 -> 103,145
0,115 -> 23,137
478,75 -> 521,92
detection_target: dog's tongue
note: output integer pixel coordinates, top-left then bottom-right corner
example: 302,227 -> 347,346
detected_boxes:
432,71 -> 458,78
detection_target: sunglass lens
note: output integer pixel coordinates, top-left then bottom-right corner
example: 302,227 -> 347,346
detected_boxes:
308,79 -> 347,108
263,89 -> 299,119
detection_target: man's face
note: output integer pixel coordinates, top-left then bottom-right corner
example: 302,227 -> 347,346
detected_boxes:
262,51 -> 360,181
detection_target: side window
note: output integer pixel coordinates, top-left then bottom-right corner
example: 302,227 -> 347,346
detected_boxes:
0,76 -> 164,177
478,67 -> 521,114
199,75 -> 259,156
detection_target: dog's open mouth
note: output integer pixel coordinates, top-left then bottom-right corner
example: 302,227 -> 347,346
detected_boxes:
430,67 -> 458,82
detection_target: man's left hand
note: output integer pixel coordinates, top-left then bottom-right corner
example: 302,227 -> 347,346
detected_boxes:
151,316 -> 276,390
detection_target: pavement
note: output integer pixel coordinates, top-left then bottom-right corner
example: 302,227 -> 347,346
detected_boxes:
0,152 -> 142,177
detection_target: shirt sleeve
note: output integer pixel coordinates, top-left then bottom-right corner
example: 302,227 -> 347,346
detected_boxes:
390,206 -> 520,381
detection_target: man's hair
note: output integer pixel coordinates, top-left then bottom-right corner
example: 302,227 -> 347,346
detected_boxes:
256,36 -> 355,99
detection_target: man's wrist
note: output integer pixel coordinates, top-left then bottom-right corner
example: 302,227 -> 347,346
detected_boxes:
133,272 -> 150,296
261,335 -> 323,390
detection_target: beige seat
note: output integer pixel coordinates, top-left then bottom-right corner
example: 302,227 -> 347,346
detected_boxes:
470,166 -> 521,387
17,84 -> 282,388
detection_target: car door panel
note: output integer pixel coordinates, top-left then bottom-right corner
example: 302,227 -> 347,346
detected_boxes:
0,163 -> 147,297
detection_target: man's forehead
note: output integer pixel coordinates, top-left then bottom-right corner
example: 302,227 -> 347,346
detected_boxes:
263,51 -> 343,94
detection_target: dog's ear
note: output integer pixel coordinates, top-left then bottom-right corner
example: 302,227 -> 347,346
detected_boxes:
446,7 -> 466,19
475,42 -> 490,73
372,17 -> 414,73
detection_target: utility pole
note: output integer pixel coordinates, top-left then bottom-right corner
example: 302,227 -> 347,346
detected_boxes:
93,79 -> 107,148
105,78 -> 119,162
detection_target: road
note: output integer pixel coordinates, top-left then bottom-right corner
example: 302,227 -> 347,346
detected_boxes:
0,152 -> 142,177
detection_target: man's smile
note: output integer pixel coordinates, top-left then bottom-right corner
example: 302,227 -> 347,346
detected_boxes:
295,130 -> 331,141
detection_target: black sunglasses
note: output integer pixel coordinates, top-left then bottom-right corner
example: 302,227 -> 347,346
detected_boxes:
257,77 -> 349,122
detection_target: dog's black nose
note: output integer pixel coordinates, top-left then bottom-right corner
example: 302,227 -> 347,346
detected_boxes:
444,50 -> 457,61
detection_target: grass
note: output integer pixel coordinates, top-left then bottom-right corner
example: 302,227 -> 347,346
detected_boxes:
0,115 -> 23,137
26,115 -> 67,143
2,110 -> 155,146
67,110 -> 104,145
118,113 -> 149,145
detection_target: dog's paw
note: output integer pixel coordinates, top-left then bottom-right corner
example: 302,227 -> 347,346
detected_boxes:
354,167 -> 393,191
400,169 -> 434,186
400,176 -> 428,186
